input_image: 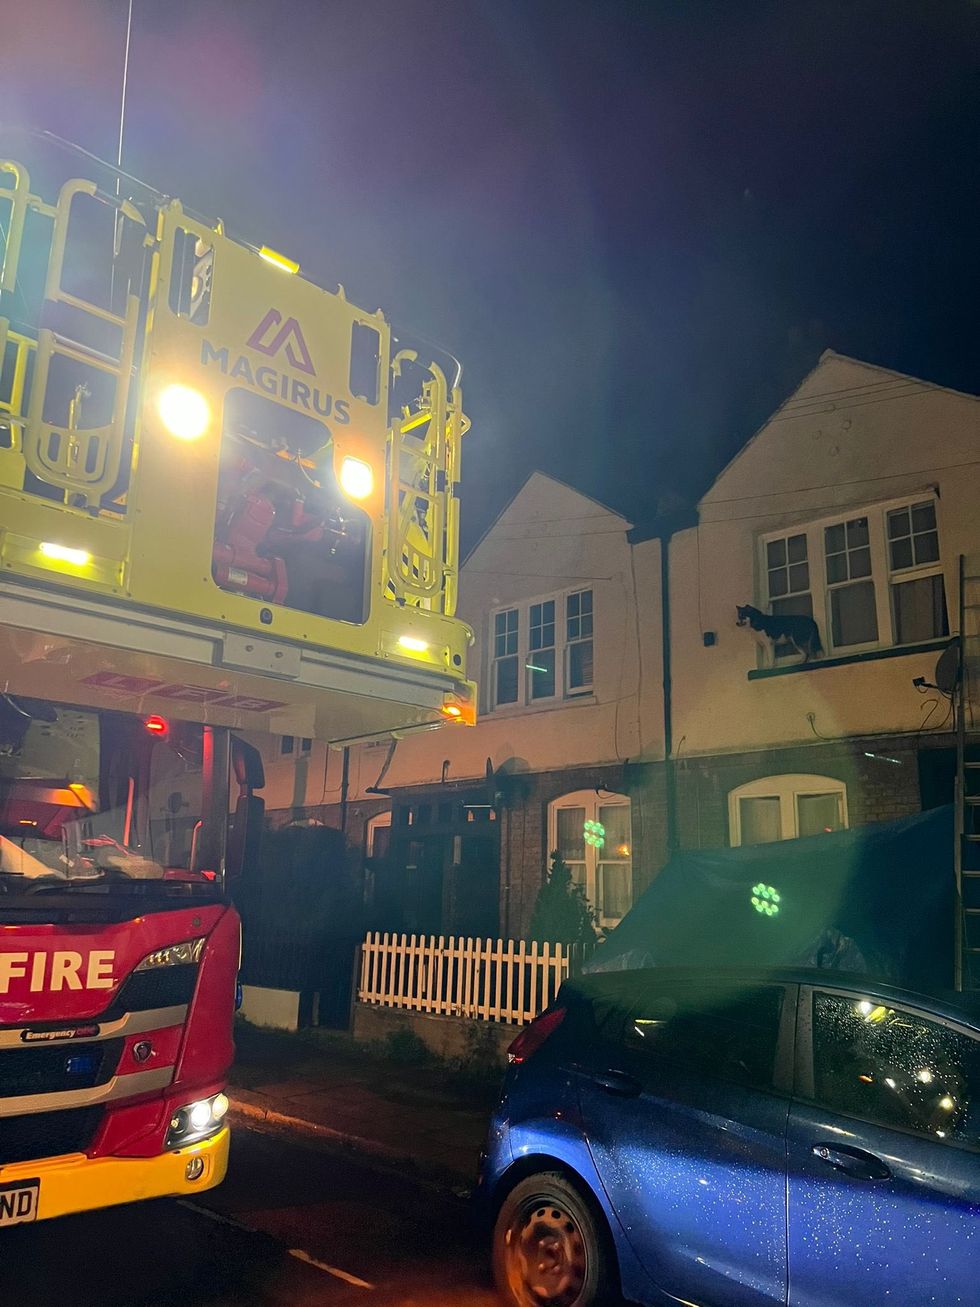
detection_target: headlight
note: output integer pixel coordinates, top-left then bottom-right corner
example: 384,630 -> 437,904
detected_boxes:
135,938 -> 205,971
158,384 -> 210,441
339,456 -> 373,500
166,1092 -> 229,1148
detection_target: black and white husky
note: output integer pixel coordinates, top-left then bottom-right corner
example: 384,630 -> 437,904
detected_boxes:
736,604 -> 823,665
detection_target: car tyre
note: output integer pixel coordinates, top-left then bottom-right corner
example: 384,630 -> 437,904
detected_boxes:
492,1170 -> 617,1307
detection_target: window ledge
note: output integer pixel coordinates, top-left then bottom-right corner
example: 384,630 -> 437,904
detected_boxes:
747,637 -> 952,681
487,693 -> 597,718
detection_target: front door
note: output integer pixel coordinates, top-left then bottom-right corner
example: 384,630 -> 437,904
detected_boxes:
787,985 -> 980,1307
578,977 -> 793,1306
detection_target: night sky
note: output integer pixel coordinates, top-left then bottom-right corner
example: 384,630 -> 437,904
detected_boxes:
3,0 -> 979,545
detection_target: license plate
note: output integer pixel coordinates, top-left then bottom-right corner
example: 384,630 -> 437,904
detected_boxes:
0,1179 -> 39,1227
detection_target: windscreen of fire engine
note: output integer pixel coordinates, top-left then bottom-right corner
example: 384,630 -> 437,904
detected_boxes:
0,702 -> 221,890
212,389 -> 370,623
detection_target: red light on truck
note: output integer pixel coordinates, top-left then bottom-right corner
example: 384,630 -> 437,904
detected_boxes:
144,715 -> 169,737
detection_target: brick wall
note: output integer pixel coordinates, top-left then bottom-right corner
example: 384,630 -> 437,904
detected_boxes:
672,734 -> 940,850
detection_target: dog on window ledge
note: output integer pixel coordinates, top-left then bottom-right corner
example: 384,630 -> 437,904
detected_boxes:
736,605 -> 823,665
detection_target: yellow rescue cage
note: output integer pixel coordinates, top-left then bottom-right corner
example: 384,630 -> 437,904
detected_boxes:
0,137 -> 475,742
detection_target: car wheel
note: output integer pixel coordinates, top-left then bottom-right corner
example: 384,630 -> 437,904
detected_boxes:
492,1171 -> 616,1307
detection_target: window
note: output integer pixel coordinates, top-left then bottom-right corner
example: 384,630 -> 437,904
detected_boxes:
761,494 -> 947,657
887,501 -> 949,644
623,983 -> 785,1091
566,589 -> 594,692
549,790 -> 631,927
365,811 -> 392,860
528,600 -> 556,700
280,736 -> 294,755
493,608 -> 519,706
729,775 -> 847,846
490,588 -> 594,710
811,990 -> 980,1149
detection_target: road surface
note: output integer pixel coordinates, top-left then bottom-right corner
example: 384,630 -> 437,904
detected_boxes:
0,1123 -> 496,1306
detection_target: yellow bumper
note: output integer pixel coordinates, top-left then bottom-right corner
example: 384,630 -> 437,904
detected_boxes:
0,1127 -> 229,1224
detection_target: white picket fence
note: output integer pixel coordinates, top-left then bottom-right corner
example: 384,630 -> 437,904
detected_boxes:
357,932 -> 591,1025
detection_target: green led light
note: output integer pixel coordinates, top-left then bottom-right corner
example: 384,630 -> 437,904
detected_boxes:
751,883 -> 781,917
583,819 -> 605,849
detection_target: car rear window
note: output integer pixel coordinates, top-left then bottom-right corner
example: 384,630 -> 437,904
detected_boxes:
618,982 -> 785,1091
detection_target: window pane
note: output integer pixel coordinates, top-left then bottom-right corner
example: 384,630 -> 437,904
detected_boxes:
890,537 -> 914,571
529,647 -> 556,699
568,639 -> 594,690
626,984 -> 785,1091
767,538 -> 786,568
825,523 -> 845,554
888,508 -> 911,540
812,992 -> 980,1147
797,792 -> 843,838
581,612 -> 593,637
911,501 -> 936,533
846,517 -> 869,548
771,593 -> 814,619
556,807 -> 587,862
788,562 -> 810,592
739,796 -> 782,845
495,654 -> 518,705
893,575 -> 949,644
567,592 -> 580,618
826,552 -> 848,584
581,590 -> 593,615
787,533 -> 807,564
599,862 -> 631,921
849,546 -> 872,579
769,568 -> 789,597
831,580 -> 878,646
913,533 -> 940,565
599,803 -> 630,856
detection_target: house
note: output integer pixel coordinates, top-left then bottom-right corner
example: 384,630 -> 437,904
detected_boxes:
665,350 -> 979,850
255,472 -> 669,937
256,351 -> 980,943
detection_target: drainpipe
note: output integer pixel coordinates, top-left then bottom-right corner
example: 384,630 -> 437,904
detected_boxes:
660,534 -> 678,857
339,745 -> 350,835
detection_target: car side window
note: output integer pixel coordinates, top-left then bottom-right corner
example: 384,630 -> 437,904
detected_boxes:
622,983 -> 785,1091
811,991 -> 980,1149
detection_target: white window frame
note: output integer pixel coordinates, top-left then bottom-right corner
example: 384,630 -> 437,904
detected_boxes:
759,492 -> 947,658
365,810 -> 392,858
489,586 -> 595,711
548,789 -> 632,928
728,774 -> 848,847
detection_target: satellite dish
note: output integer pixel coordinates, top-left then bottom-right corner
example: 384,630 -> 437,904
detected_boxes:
935,640 -> 960,696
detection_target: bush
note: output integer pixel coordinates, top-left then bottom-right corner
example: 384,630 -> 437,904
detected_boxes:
528,850 -> 599,946
381,1026 -> 432,1066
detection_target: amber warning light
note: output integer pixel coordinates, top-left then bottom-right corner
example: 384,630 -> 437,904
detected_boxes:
144,715 -> 169,737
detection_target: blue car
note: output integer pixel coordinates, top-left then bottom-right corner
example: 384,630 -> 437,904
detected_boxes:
479,968 -> 980,1306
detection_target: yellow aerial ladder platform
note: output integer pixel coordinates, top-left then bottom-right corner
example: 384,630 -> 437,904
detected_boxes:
0,134 -> 475,744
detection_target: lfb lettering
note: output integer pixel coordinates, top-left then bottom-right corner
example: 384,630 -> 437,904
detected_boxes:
0,951 -> 115,993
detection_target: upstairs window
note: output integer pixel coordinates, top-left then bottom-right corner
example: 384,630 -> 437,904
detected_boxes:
761,494 -> 947,658
489,588 -> 595,710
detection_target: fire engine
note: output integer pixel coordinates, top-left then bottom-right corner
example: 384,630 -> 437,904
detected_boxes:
0,130 -> 474,1225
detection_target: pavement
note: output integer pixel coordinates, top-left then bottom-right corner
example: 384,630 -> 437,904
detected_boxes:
228,1021 -> 499,1191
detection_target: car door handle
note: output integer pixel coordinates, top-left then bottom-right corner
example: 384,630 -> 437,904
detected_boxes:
812,1142 -> 892,1182
585,1068 -> 643,1098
